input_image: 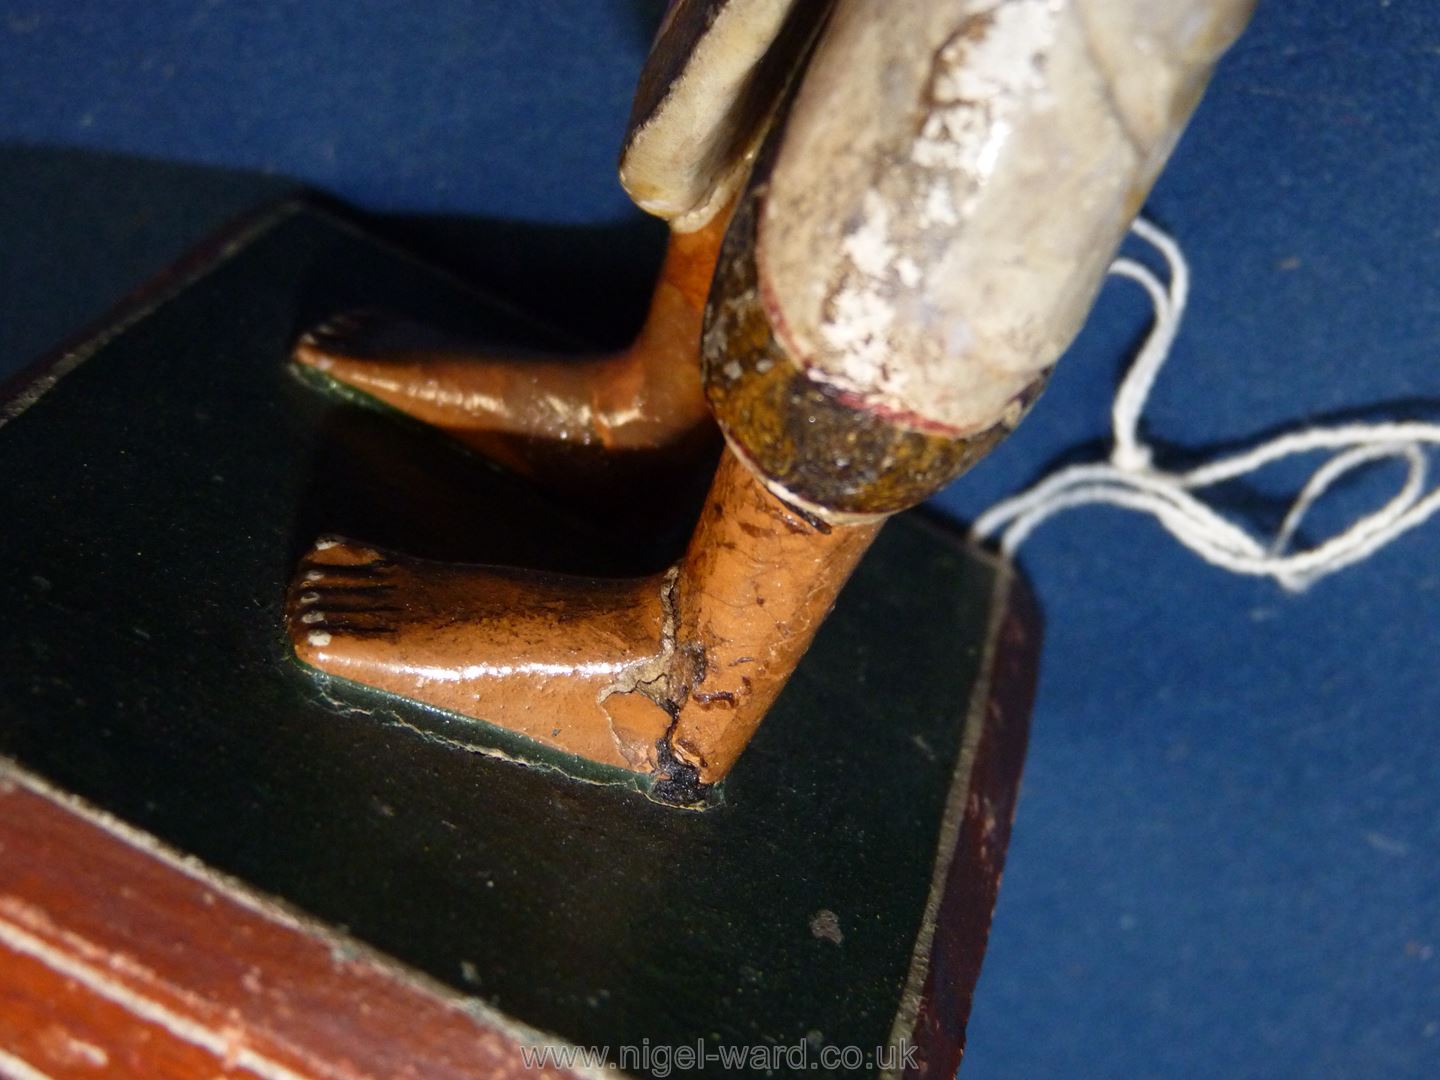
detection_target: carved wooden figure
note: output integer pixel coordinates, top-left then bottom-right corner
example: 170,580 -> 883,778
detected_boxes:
287,0 -> 1254,801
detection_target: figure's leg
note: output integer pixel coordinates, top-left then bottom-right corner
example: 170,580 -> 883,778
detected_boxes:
287,0 -> 1255,797
290,0 -> 822,491
293,214 -> 725,484
283,3 -> 853,793
287,446 -> 880,793
287,162 -> 988,794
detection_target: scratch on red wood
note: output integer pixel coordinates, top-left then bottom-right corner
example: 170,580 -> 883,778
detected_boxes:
0,1047 -> 60,1080
0,913 -> 315,1080
0,761 -> 598,1079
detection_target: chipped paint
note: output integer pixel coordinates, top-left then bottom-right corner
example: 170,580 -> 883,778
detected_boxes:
758,0 -> 1254,434
0,915 -> 314,1080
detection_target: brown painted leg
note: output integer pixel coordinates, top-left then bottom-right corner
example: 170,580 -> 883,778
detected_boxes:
286,446 -> 880,797
293,213 -> 726,488
662,449 -> 882,785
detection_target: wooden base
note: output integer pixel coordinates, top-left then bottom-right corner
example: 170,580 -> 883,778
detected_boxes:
0,201 -> 1041,1078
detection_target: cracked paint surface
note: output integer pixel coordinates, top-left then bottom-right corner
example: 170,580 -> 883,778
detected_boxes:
758,0 -> 1254,434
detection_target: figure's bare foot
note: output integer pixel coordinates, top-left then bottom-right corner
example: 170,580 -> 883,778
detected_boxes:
292,214 -> 727,491
286,449 -> 882,795
287,535 -> 678,774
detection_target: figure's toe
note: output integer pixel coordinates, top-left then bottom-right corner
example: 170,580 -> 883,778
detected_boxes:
294,311 -> 385,372
295,310 -> 474,375
287,537 -> 404,661
300,534 -> 387,568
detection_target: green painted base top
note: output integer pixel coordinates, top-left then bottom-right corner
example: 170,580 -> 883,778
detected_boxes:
0,201 -> 1036,1077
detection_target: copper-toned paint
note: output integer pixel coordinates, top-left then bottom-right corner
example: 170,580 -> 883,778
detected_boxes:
287,446 -> 878,793
664,447 -> 881,782
293,210 -> 726,491
288,539 -> 675,775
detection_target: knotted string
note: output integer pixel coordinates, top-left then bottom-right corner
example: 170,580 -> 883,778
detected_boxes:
972,217 -> 1440,591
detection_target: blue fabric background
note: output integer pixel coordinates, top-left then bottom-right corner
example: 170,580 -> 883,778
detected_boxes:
3,2 -> 1438,1075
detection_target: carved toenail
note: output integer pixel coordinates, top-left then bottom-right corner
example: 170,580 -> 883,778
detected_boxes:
301,611 -> 325,624
315,538 -> 339,550
304,570 -> 324,582
299,592 -> 320,604
308,631 -> 332,647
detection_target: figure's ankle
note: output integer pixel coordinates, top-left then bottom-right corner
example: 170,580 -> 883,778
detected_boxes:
658,448 -> 884,784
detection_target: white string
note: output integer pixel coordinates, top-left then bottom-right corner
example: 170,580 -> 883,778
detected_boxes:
971,217 -> 1440,592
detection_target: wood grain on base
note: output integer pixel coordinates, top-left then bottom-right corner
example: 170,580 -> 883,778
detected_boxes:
0,768 -> 580,1080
